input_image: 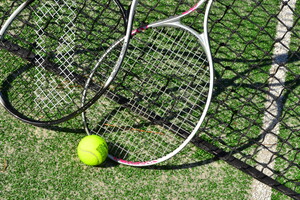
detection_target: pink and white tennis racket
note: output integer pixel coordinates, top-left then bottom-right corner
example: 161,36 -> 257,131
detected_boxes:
82,0 -> 214,166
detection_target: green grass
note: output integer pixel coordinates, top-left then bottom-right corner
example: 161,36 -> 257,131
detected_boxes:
1,0 -> 299,199
0,106 -> 252,199
272,1 -> 300,199
204,1 -> 299,198
206,0 -> 279,151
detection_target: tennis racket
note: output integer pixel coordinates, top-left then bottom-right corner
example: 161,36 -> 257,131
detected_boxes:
82,0 -> 214,166
0,0 -> 137,126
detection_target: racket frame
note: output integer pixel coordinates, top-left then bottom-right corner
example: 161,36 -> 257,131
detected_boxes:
0,0 -> 137,126
0,0 -> 34,39
83,0 -> 214,166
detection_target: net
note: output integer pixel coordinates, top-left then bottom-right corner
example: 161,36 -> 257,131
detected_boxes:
1,0 -> 299,198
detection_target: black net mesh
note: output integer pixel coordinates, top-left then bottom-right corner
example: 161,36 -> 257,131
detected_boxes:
0,0 -> 299,198
206,1 -> 300,198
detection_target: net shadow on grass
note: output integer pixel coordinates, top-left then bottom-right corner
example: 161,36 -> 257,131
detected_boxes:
1,0 -> 299,198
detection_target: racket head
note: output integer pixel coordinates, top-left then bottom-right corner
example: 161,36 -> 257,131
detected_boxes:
82,23 -> 214,166
0,0 -> 130,126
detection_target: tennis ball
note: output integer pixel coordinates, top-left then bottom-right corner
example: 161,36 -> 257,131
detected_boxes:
77,135 -> 108,166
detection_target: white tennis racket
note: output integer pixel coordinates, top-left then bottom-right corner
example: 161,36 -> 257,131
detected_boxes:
82,0 -> 214,166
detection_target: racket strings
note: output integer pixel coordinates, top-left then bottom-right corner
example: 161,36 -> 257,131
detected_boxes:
34,1 -> 77,111
1,0 -> 126,122
127,28 -> 209,116
86,27 -> 211,162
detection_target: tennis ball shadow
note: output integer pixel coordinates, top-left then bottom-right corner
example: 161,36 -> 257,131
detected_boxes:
96,159 -> 119,168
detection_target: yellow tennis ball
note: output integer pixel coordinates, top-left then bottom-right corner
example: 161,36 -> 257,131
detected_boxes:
77,135 -> 108,166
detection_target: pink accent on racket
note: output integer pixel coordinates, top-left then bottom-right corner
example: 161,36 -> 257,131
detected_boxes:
182,0 -> 206,15
112,157 -> 158,166
182,4 -> 199,15
131,25 -> 149,35
83,0 -> 214,167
